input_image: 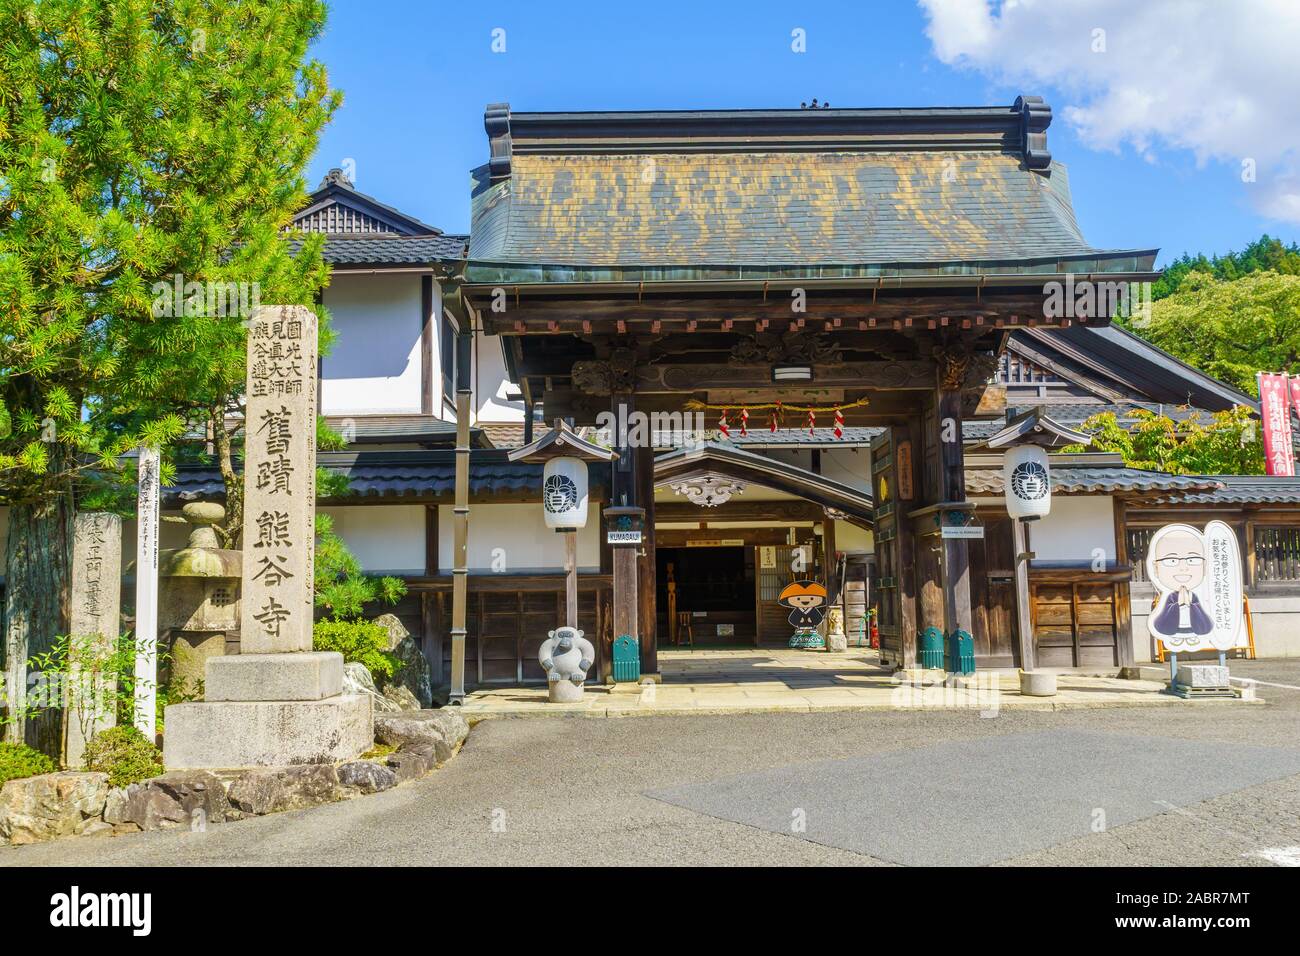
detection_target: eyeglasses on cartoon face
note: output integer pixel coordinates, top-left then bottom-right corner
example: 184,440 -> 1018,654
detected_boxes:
1155,555 -> 1205,568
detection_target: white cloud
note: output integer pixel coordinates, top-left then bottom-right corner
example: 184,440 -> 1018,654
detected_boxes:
918,0 -> 1300,223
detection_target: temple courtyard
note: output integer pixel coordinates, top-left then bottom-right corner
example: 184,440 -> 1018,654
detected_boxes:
2,660 -> 1298,867
458,647 -> 1207,718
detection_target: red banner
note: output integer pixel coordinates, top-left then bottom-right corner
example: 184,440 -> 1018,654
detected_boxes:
1259,372 -> 1295,476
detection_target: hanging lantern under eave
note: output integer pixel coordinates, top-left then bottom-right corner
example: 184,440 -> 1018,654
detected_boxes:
1003,445 -> 1052,520
543,456 -> 589,530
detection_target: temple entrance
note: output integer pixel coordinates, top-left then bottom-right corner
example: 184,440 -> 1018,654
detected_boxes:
657,545 -> 756,646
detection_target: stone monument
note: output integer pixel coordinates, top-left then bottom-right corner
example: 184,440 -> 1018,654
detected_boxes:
66,512 -> 123,768
538,626 -> 595,703
164,306 -> 372,768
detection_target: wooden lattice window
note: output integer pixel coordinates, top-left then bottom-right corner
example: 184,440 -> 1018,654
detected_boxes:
1255,526 -> 1300,583
1128,527 -> 1154,584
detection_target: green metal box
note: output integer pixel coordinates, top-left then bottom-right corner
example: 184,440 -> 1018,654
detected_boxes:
612,635 -> 640,683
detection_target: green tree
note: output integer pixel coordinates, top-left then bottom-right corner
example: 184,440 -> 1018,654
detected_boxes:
314,512 -> 406,622
0,0 -> 338,749
1068,406 -> 1264,475
1125,271 -> 1300,396
1152,235 -> 1300,299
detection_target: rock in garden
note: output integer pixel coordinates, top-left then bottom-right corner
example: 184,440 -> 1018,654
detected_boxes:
102,773 -> 228,832
374,612 -> 434,707
343,661 -> 401,714
0,772 -> 110,846
338,761 -> 397,794
373,709 -> 469,764
227,765 -> 342,816
382,683 -> 421,711
386,743 -> 436,784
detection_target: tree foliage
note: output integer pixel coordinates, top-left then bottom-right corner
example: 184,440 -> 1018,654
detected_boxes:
1152,234 -> 1300,300
1068,406 -> 1264,475
1124,271 -> 1300,397
0,0 -> 339,521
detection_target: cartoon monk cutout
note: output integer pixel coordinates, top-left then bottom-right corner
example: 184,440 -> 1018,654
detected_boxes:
778,580 -> 829,630
1146,520 -> 1244,653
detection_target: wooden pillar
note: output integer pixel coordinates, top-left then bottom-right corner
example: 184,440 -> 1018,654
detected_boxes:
894,421 -> 920,668
635,440 -> 658,675
1112,497 -> 1134,668
935,359 -> 974,651
564,531 -> 578,629
449,306 -> 472,703
608,391 -> 637,682
1012,516 -> 1036,670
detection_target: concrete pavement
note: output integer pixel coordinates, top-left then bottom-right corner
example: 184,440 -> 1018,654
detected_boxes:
3,663 -> 1298,867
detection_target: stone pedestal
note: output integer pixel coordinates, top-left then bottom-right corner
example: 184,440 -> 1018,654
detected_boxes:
548,680 -> 585,703
204,652 -> 343,702
163,695 -> 372,769
1019,670 -> 1057,697
1175,664 -> 1230,688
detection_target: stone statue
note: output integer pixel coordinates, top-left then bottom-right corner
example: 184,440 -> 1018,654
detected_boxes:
538,626 -> 595,703
825,607 -> 848,653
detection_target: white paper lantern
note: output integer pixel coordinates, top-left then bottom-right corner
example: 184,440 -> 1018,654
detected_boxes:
1003,445 -> 1052,520
542,457 -> 589,530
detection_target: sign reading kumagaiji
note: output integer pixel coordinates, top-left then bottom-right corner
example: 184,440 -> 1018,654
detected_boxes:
241,306 -> 318,654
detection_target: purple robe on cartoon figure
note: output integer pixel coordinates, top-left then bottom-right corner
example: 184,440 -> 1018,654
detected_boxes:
1151,589 -> 1213,637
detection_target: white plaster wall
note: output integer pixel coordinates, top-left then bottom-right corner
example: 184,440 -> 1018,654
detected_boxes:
745,447 -> 873,496
1028,496 -> 1115,564
321,273 -> 424,414
472,331 -> 525,423
318,505 -> 425,574
1132,592 -> 1300,661
438,503 -> 599,573
835,519 -> 874,553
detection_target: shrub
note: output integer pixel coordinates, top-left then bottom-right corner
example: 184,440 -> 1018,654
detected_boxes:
313,619 -> 398,681
82,726 -> 163,787
0,743 -> 55,787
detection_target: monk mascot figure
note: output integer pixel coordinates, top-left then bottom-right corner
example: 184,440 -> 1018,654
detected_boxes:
539,625 -> 596,702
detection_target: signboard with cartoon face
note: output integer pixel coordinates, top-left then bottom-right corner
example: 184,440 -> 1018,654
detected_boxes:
1146,520 -> 1245,652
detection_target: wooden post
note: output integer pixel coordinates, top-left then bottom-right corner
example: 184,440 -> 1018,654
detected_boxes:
936,364 -> 975,654
564,531 -> 578,629
895,421 -> 920,668
1012,516 -> 1035,670
1112,498 -> 1134,668
449,307 -> 472,704
635,438 -> 658,676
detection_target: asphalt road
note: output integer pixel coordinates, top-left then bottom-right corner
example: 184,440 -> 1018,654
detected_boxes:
3,661 -> 1299,867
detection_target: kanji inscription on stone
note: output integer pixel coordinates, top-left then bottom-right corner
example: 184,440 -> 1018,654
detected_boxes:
240,306 -> 318,653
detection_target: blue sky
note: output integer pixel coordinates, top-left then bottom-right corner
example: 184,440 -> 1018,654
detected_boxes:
307,0 -> 1297,266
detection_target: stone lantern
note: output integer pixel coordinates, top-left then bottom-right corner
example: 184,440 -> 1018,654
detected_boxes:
158,502 -> 242,690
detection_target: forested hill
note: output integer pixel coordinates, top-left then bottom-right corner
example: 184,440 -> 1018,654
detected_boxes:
1154,235 -> 1300,299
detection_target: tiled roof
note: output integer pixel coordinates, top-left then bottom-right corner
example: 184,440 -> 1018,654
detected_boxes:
164,451 -> 607,504
1152,476 -> 1300,505
469,151 -> 1145,274
966,465 -> 1221,496
478,423 -> 528,448
289,234 -> 469,266
323,415 -> 462,444
962,403 -> 1224,441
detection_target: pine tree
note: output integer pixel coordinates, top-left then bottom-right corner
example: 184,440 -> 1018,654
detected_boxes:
0,0 -> 339,749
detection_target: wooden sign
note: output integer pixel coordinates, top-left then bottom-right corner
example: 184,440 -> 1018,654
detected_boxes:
896,439 -> 914,501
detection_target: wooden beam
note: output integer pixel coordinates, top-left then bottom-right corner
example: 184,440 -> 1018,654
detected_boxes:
420,276 -> 434,415
636,444 -> 658,676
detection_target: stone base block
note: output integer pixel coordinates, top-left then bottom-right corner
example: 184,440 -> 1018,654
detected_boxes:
825,632 -> 849,653
1175,664 -> 1230,689
548,679 -> 585,703
163,695 -> 372,769
204,652 -> 343,702
1020,670 -> 1058,697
